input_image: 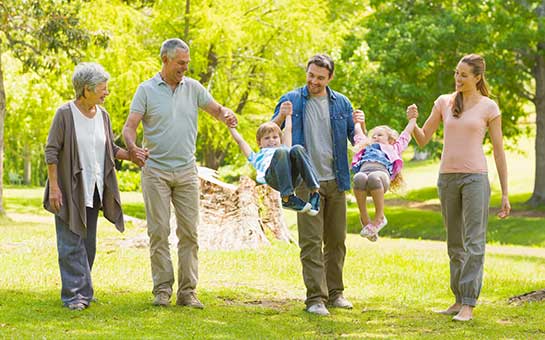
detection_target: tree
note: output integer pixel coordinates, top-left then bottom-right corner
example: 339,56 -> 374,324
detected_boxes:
483,0 -> 545,206
0,0 -> 107,213
148,0 -> 335,169
335,0 -> 544,206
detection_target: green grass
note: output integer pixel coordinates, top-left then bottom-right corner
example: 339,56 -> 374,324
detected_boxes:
1,209 -> 545,339
2,183 -> 545,338
1,134 -> 544,338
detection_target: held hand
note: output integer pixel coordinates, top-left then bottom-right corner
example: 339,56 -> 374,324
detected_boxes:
406,104 -> 418,120
497,196 -> 511,219
49,184 -> 63,213
280,101 -> 293,118
222,107 -> 238,128
129,146 -> 147,167
353,110 -> 365,124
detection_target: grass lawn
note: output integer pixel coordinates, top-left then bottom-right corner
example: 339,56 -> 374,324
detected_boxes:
1,134 -> 544,338
1,207 -> 544,339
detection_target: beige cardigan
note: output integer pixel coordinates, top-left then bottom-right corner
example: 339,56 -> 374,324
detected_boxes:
43,102 -> 124,237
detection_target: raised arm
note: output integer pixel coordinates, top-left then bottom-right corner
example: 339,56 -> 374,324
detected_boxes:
228,127 -> 253,158
407,104 -> 441,147
204,100 -> 238,128
402,117 -> 417,136
280,101 -> 292,147
489,116 -> 511,219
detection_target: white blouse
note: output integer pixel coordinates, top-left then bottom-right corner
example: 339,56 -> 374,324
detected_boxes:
70,101 -> 106,208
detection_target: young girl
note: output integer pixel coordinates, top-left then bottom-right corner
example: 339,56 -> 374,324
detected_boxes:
351,116 -> 416,241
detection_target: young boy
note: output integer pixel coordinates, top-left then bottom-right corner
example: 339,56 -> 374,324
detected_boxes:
228,101 -> 320,215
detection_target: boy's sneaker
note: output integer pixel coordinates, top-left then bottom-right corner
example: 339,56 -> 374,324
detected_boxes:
282,195 -> 311,213
307,192 -> 320,216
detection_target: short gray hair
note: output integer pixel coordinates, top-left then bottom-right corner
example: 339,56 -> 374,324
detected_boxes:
160,38 -> 189,62
72,62 -> 110,99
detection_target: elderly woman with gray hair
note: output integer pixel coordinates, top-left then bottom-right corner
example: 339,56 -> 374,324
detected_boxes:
44,62 -> 147,311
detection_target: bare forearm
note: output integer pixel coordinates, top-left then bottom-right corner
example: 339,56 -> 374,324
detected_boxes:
403,118 -> 417,135
494,150 -> 509,196
115,148 -> 130,161
272,113 -> 286,127
123,127 -> 138,150
412,125 -> 429,147
229,128 -> 252,157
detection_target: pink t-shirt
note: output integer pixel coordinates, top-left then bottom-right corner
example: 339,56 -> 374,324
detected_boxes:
434,94 -> 501,174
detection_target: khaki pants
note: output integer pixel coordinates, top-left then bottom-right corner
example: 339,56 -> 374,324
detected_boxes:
296,179 -> 347,307
141,164 -> 200,299
438,173 -> 490,307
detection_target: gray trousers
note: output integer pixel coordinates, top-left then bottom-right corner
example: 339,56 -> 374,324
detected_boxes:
55,189 -> 100,306
141,164 -> 200,300
437,173 -> 490,307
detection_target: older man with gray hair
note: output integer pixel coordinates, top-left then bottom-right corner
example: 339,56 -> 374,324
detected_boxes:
123,38 -> 237,308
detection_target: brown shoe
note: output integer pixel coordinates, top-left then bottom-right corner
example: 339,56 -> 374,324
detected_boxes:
176,293 -> 204,309
152,292 -> 170,306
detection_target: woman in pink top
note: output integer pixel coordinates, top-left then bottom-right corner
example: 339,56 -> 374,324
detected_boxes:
407,54 -> 511,322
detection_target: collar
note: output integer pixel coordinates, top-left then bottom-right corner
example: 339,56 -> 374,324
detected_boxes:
153,72 -> 184,87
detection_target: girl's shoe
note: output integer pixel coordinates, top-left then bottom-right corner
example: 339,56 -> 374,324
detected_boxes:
360,216 -> 388,240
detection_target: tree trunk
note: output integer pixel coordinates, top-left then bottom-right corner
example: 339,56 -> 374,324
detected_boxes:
203,144 -> 226,170
0,45 -> 6,214
184,0 -> 190,42
527,43 -> 545,207
23,144 -> 31,185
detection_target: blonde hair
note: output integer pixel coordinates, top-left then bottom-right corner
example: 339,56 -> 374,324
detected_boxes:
256,122 -> 282,144
361,124 -> 405,190
368,125 -> 399,144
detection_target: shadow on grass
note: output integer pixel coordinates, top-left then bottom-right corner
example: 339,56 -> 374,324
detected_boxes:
347,201 -> 545,247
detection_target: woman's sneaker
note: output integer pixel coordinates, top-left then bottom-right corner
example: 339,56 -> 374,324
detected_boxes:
307,192 -> 320,216
282,195 -> 311,213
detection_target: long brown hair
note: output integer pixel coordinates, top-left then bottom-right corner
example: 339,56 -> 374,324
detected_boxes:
452,54 -> 490,118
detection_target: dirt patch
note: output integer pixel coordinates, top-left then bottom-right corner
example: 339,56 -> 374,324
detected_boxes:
219,297 -> 296,310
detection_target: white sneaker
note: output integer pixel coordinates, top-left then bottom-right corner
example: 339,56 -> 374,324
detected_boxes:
306,303 -> 330,316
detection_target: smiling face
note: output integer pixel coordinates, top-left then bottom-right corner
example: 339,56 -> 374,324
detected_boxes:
454,61 -> 481,93
259,131 -> 282,148
371,127 -> 391,144
306,63 -> 332,97
162,48 -> 190,85
86,81 -> 109,105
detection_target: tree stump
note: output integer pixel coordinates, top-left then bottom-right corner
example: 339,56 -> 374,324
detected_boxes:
118,168 -> 295,250
256,184 -> 295,243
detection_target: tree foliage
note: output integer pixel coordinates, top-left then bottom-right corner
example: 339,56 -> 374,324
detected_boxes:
0,0 -> 108,213
334,0 -> 544,205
